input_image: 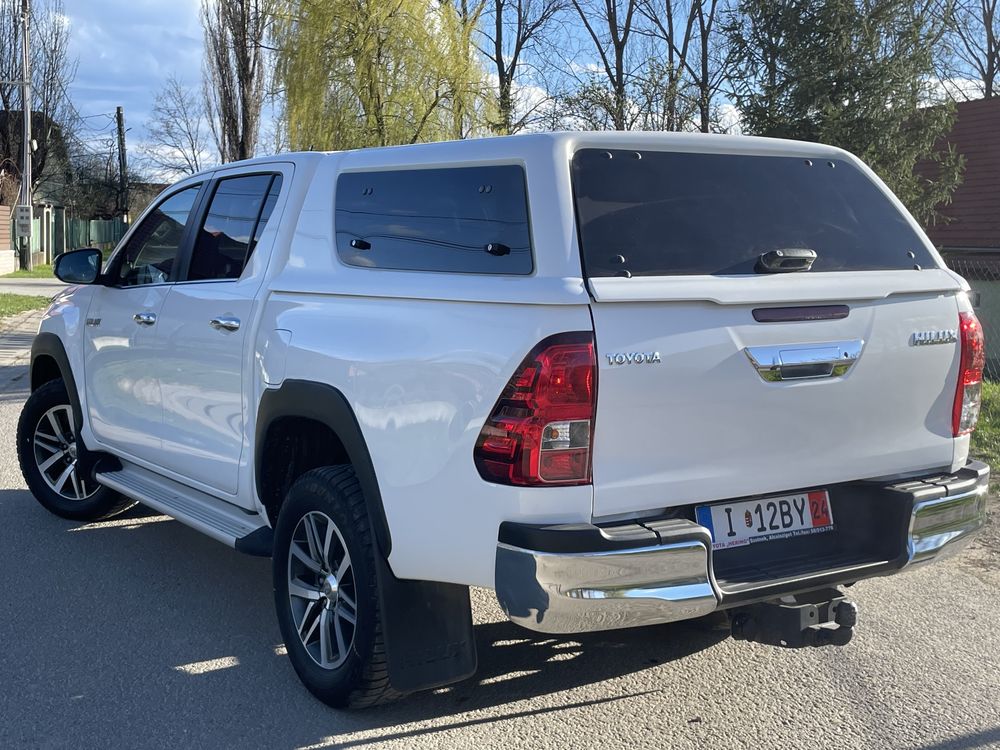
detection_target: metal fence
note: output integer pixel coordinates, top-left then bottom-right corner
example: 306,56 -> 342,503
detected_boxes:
941,250 -> 1000,379
66,217 -> 127,253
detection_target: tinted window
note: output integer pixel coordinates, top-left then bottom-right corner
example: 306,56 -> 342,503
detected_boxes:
115,185 -> 200,286
254,177 -> 282,246
188,174 -> 282,281
571,149 -> 935,277
335,165 -> 533,274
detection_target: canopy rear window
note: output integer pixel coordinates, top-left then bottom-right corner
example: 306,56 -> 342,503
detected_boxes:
571,148 -> 935,277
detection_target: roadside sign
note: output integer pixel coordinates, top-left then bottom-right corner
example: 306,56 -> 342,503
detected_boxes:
14,204 -> 32,238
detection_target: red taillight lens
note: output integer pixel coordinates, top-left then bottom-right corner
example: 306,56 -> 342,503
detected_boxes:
953,311 -> 985,437
474,332 -> 596,486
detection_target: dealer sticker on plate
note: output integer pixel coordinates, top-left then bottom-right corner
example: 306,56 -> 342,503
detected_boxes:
696,491 -> 834,551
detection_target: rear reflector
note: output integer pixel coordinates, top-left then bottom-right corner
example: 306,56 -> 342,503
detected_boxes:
953,311 -> 985,437
474,332 -> 596,486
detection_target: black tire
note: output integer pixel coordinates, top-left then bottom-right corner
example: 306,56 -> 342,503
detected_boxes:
273,465 -> 403,709
16,379 -> 134,522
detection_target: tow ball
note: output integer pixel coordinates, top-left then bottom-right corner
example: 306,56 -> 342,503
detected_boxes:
729,588 -> 858,648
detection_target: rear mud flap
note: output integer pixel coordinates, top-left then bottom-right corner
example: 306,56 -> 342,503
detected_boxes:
375,554 -> 478,693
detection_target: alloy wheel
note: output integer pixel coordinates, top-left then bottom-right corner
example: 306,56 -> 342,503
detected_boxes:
33,405 -> 97,501
287,510 -> 358,669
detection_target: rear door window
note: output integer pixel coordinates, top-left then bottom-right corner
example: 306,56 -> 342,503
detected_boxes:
187,173 -> 283,281
571,148 -> 935,277
335,165 -> 533,274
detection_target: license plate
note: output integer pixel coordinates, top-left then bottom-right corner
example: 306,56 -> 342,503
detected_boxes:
696,491 -> 834,551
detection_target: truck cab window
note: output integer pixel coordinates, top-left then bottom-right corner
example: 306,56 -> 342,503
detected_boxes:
115,185 -> 201,287
187,173 -> 282,282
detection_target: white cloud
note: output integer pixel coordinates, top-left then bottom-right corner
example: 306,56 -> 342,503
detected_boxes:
927,76 -> 986,103
567,60 -> 604,76
65,0 -> 203,141
715,102 -> 742,135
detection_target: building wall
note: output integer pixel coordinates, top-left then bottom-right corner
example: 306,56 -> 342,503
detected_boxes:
0,205 -> 14,275
941,249 -> 1000,379
924,98 -> 1000,251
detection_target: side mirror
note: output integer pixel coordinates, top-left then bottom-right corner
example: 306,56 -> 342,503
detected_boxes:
54,248 -> 103,284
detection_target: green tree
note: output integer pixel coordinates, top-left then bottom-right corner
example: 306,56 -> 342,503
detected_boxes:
726,0 -> 963,223
273,0 -> 492,150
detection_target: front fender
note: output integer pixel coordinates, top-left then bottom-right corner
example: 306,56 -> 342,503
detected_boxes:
31,332 -> 83,431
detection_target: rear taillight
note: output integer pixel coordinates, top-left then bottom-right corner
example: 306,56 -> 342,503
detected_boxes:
953,310 -> 985,437
474,332 -> 596,486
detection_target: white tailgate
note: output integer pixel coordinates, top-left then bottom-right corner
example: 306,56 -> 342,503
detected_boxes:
588,271 -> 963,519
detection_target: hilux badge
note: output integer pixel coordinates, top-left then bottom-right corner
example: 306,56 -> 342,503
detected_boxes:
910,330 -> 958,346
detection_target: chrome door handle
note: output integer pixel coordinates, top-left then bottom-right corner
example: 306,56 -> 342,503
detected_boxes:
133,312 -> 157,326
210,316 -> 241,332
744,339 -> 865,381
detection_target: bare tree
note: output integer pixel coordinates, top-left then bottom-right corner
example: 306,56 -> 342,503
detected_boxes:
64,136 -> 158,220
642,0 -> 729,132
0,0 -> 77,204
64,137 -> 121,219
940,0 -> 999,98
631,57 -> 699,129
256,99 -> 289,156
479,0 -> 565,133
142,75 -> 212,178
689,0 -> 728,131
636,0 -> 700,130
568,0 -> 644,130
202,0 -> 272,162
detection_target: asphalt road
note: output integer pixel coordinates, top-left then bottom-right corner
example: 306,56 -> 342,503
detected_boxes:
0,277 -> 67,298
1,373 -> 999,749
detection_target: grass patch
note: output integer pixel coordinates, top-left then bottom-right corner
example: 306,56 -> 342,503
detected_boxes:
0,293 -> 50,319
2,264 -> 53,279
971,380 -> 1000,470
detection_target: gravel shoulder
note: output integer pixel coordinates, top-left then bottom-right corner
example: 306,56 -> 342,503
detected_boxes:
962,495 -> 1000,579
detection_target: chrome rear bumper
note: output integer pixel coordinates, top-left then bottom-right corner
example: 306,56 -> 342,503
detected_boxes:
495,461 -> 989,634
905,480 -> 989,566
496,536 -> 718,634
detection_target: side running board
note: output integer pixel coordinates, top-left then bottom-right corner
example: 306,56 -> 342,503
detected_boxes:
95,463 -> 273,556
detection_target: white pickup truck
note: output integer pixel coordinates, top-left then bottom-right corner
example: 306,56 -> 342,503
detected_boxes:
17,132 -> 989,708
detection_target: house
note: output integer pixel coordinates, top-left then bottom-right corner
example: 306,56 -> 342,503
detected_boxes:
0,110 -> 72,268
925,97 -> 1000,376
0,204 -> 12,274
926,97 -> 1000,254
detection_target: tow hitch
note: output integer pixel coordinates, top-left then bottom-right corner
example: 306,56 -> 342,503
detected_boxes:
729,588 -> 857,648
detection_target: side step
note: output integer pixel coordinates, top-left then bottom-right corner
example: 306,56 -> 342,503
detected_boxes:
95,463 -> 273,556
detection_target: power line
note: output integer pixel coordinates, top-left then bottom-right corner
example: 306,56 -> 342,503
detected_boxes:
77,111 -> 116,121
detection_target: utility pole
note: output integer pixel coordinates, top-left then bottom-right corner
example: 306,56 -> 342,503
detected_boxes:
20,0 -> 32,271
115,106 -> 129,225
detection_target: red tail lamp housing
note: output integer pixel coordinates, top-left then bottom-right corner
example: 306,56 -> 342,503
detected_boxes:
474,332 -> 596,486
953,311 -> 985,437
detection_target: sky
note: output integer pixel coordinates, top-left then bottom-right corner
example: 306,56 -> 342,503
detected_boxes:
65,0 -> 204,152
58,0 -> 980,167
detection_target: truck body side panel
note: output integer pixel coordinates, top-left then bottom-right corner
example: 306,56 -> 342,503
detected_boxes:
262,293 -> 595,587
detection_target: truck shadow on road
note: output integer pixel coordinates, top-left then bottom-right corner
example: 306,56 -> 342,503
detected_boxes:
0,490 -> 728,748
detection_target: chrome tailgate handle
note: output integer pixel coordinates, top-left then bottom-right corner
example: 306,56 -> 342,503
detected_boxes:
132,312 -> 157,326
745,340 -> 864,381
